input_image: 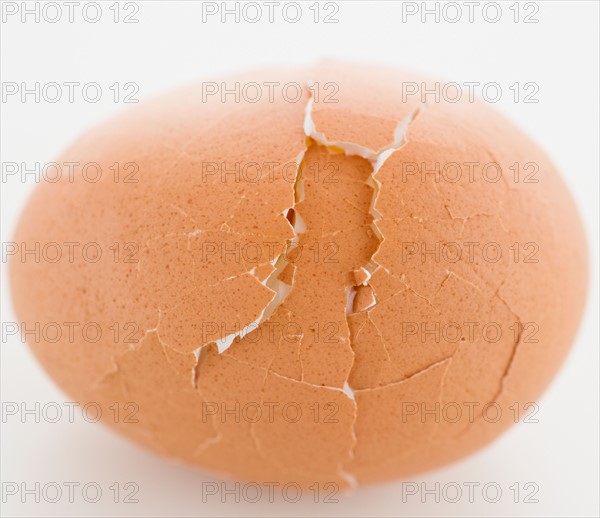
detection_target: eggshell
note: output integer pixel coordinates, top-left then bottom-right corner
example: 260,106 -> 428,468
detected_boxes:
10,63 -> 587,487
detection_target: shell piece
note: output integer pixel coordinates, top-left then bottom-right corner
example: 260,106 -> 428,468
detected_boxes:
10,64 -> 587,487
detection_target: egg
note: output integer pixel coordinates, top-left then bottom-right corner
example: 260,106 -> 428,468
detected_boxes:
9,63 -> 587,488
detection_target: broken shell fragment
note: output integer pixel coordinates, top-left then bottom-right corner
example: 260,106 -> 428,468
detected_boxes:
10,64 -> 588,487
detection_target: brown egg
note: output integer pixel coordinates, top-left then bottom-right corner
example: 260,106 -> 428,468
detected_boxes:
9,63 -> 587,488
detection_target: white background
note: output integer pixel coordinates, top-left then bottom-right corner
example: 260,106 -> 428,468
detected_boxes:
1,1 -> 598,517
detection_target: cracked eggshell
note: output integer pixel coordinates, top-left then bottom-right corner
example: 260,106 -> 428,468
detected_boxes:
10,64 -> 587,487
